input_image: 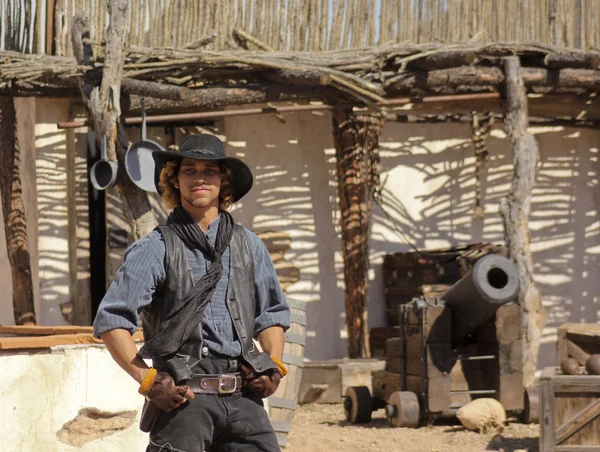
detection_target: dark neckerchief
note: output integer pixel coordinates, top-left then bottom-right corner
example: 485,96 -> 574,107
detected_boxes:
138,205 -> 234,360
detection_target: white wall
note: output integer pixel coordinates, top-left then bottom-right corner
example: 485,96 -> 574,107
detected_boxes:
222,110 -> 600,365
0,344 -> 147,451
35,98 -> 73,325
2,100 -> 597,369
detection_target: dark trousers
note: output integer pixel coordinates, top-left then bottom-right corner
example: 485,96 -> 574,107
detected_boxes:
147,355 -> 280,452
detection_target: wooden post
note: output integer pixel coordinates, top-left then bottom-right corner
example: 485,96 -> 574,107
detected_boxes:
332,108 -> 384,358
0,98 -> 36,325
499,57 -> 546,389
71,1 -> 157,241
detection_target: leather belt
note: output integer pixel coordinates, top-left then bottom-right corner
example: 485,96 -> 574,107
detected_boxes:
186,373 -> 244,395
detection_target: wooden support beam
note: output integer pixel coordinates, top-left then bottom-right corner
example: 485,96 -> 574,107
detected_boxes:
392,113 -> 600,129
128,85 -> 339,113
498,57 -> 546,389
72,2 -> 157,241
0,97 -> 36,325
392,93 -> 600,121
121,78 -> 193,101
332,109 -> 384,358
385,66 -> 600,93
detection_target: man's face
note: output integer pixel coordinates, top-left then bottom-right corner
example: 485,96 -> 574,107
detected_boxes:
174,158 -> 223,210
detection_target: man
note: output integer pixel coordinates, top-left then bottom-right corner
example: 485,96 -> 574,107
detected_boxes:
93,133 -> 290,452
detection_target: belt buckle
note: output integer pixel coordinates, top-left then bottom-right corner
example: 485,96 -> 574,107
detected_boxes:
218,375 -> 237,394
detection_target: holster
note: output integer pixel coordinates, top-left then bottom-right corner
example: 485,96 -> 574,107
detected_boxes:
139,398 -> 161,433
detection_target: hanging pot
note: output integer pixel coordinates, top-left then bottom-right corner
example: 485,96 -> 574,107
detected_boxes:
90,134 -> 118,191
125,101 -> 167,193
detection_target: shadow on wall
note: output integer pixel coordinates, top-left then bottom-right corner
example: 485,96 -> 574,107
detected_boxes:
373,123 -> 600,368
92,112 -> 598,368
214,113 -> 599,365
222,111 -> 348,361
35,122 -> 74,325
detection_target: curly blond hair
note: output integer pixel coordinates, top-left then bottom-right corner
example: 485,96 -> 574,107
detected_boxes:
158,159 -> 234,211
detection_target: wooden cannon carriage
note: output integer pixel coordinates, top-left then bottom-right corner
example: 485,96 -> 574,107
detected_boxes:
344,254 -> 538,427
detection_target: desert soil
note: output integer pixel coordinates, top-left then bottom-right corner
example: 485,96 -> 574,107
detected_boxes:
285,404 -> 539,452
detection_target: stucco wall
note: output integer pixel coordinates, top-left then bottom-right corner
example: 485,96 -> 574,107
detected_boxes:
2,99 -> 597,369
0,344 -> 147,451
222,110 -> 600,366
35,99 -> 74,325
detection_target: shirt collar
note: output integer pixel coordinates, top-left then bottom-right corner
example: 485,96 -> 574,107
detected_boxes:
205,213 -> 221,242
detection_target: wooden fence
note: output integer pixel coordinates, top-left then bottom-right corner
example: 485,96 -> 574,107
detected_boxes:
2,0 -> 600,55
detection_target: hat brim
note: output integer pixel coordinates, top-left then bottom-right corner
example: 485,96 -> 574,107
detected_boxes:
152,149 -> 253,203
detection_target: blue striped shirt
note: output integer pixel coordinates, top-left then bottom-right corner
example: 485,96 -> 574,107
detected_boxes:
93,215 -> 290,357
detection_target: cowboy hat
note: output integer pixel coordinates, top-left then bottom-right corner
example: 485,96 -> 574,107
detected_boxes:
152,134 -> 253,202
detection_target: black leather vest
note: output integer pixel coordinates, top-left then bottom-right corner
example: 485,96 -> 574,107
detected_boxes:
140,224 -> 277,383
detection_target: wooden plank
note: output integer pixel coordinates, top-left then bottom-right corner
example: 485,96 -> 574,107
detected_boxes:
428,375 -> 452,413
540,367 -> 600,449
371,369 -> 402,402
385,337 -> 403,358
478,340 -> 522,376
401,304 -> 452,343
386,342 -> 454,377
0,325 -> 94,335
475,304 -> 521,342
555,446 -> 600,452
405,374 -> 424,395
0,331 -> 144,349
567,339 -> 592,366
541,377 -> 556,452
558,325 -> 570,363
556,399 -> 600,445
497,373 -> 525,411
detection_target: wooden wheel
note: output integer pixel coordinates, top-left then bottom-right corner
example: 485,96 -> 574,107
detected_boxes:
343,386 -> 372,424
523,387 -> 540,424
386,391 -> 420,428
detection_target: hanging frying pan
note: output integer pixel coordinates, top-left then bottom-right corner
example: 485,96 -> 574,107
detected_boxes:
124,101 -> 166,192
90,134 -> 118,191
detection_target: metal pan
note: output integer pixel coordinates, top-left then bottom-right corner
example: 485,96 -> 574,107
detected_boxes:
125,100 -> 166,193
90,135 -> 118,191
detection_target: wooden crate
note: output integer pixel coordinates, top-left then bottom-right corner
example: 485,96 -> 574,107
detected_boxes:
557,323 -> 600,366
540,367 -> 600,451
387,303 -> 523,414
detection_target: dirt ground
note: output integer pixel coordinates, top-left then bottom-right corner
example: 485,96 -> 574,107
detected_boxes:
285,404 -> 539,452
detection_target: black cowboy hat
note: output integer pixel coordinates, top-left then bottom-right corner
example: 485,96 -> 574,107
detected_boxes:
152,134 -> 253,202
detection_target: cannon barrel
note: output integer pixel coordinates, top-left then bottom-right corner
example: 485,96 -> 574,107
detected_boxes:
441,254 -> 519,344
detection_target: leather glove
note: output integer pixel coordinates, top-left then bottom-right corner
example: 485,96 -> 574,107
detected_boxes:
242,365 -> 281,398
147,372 -> 194,412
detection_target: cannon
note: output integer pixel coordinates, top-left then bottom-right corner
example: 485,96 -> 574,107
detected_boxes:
344,254 -> 538,427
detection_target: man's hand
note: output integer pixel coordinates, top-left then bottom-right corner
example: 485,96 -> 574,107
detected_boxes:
147,372 -> 195,412
242,365 -> 281,398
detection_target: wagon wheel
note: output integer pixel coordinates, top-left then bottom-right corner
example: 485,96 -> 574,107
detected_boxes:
386,391 -> 420,428
523,387 -> 540,424
343,386 -> 373,424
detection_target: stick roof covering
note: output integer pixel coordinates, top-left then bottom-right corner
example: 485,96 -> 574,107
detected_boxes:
1,41 -> 599,103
